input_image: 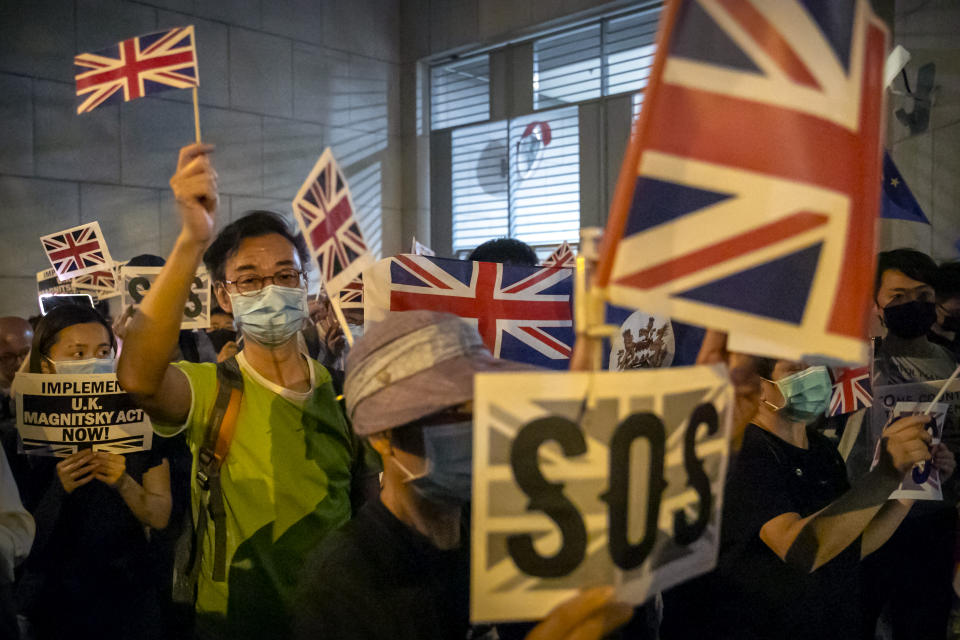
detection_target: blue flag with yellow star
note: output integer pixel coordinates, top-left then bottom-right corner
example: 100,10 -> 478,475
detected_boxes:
881,151 -> 929,224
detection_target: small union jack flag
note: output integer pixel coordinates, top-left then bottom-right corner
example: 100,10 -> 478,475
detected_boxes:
40,222 -> 113,282
364,255 -> 574,369
543,241 -> 576,268
828,365 -> 872,416
293,148 -> 374,294
73,268 -> 117,292
339,277 -> 364,310
74,26 -> 199,114
596,0 -> 888,364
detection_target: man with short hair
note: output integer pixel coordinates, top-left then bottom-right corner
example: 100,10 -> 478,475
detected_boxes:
849,248 -> 958,639
468,238 -> 539,266
118,143 -> 379,640
294,310 -> 634,640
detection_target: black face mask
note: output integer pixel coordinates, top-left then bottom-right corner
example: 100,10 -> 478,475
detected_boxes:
883,300 -> 936,339
207,328 -> 237,353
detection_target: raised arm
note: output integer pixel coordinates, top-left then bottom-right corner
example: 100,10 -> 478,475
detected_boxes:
758,414 -> 932,572
117,143 -> 218,424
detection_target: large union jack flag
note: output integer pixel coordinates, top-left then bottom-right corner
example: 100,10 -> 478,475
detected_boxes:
294,148 -> 373,295
40,222 -> 113,282
74,26 -> 199,114
597,0 -> 887,364
364,255 -> 574,369
828,365 -> 872,416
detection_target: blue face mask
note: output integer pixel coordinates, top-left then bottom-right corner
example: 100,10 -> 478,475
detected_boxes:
52,357 -> 116,375
766,365 -> 831,424
230,285 -> 308,347
395,421 -> 473,506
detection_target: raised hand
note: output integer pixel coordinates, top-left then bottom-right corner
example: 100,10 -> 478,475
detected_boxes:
932,442 -> 956,482
170,143 -> 218,246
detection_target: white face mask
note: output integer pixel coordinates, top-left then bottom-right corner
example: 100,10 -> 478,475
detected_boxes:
51,357 -> 116,375
229,284 -> 308,347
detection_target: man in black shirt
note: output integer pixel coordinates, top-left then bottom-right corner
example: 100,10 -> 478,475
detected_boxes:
715,358 -> 952,640
294,310 -> 634,640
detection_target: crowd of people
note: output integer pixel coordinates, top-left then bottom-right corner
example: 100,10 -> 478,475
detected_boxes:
0,143 -> 956,640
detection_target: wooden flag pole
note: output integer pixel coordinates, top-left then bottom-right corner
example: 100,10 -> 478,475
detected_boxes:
192,86 -> 202,143
329,293 -> 355,348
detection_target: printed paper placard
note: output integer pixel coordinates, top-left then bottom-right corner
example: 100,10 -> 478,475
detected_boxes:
471,365 -> 732,622
12,372 -> 153,457
37,268 -> 78,297
40,221 -> 113,281
871,378 -> 960,466
888,401 -> 945,500
120,266 -> 211,329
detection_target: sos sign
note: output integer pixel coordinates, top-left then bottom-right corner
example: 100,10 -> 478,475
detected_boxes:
471,366 -> 732,623
121,266 -> 211,329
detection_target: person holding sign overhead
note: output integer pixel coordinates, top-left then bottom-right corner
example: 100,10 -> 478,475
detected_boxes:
10,304 -> 171,640
117,143 -> 380,640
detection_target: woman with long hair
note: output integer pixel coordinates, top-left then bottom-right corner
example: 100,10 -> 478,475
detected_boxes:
12,303 -> 171,640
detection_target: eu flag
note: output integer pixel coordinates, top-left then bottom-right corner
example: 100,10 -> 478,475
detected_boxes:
881,151 -> 929,224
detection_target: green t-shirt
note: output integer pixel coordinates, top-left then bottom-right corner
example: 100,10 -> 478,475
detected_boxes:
155,352 -> 371,637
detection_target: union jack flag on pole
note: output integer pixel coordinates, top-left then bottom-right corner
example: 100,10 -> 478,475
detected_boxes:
827,365 -> 872,416
596,1 -> 888,364
40,222 -> 113,282
293,148 -> 374,295
74,26 -> 199,114
543,241 -> 576,268
364,255 -> 574,369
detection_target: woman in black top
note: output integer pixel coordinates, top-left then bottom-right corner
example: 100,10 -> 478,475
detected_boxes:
12,304 -> 171,640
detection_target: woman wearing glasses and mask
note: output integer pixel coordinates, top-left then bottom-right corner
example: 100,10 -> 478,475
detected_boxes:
12,303 -> 171,640
705,358 -> 954,640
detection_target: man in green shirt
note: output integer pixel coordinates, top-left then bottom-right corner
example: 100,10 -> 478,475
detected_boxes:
118,143 -> 378,640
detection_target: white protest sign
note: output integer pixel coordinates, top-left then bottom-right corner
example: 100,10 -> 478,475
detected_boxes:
12,372 -> 153,457
36,267 -> 77,297
471,365 -> 731,622
869,382 -> 953,501
121,266 -> 211,329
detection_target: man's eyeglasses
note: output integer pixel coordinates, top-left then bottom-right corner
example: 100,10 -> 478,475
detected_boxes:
223,268 -> 305,296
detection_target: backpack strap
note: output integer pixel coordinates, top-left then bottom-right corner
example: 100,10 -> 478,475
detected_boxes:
192,356 -> 243,583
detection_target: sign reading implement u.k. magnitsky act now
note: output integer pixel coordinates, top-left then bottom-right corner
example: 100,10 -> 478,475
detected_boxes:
471,365 -> 732,622
12,373 -> 153,457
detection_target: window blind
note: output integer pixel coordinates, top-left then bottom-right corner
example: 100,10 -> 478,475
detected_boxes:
430,54 -> 491,131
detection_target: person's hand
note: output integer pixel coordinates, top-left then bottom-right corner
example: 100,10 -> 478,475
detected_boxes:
696,330 -> 761,441
216,340 -> 239,363
92,452 -> 126,488
932,442 -> 956,482
113,304 -> 137,342
170,143 -> 218,246
525,587 -> 633,640
880,415 -> 934,477
56,451 -> 97,493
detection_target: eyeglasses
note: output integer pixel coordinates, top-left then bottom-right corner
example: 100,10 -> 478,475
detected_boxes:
223,268 -> 305,296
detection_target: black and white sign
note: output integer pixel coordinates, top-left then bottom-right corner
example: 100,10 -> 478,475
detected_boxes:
121,265 -> 211,329
471,365 -> 732,622
12,372 -> 153,457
